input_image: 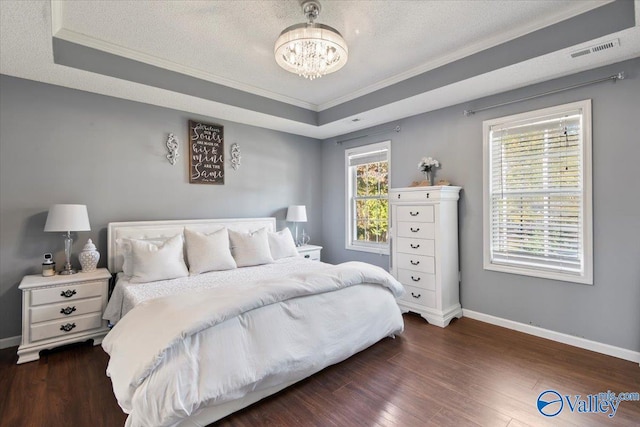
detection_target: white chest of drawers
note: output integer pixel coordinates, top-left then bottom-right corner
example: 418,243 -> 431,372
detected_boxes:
390,186 -> 461,327
17,268 -> 111,364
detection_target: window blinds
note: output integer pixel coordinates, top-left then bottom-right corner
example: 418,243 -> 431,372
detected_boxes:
488,108 -> 584,275
348,149 -> 388,167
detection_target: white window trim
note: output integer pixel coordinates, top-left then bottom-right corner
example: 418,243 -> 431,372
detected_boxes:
345,140 -> 390,255
482,100 -> 593,284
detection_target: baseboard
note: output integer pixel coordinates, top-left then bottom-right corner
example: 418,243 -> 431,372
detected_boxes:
462,309 -> 640,365
0,335 -> 21,350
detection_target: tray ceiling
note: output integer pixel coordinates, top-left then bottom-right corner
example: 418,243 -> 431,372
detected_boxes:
1,1 -> 639,138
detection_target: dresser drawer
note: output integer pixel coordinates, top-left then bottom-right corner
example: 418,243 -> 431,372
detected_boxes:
31,281 -> 105,306
30,312 -> 104,342
397,269 -> 436,291
396,237 -> 435,256
398,284 -> 436,309
396,205 -> 434,223
30,297 -> 103,324
396,253 -> 435,274
396,222 -> 435,239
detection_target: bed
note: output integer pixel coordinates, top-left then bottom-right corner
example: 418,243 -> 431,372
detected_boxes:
102,217 -> 405,427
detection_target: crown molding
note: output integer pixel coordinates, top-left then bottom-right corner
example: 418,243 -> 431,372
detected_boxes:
317,1 -> 613,111
50,2 -> 318,111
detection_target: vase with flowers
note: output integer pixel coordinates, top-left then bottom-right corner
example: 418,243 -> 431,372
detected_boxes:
418,156 -> 440,186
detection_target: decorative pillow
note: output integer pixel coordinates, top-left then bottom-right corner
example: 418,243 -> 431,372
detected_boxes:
268,228 -> 299,260
126,234 -> 189,283
228,228 -> 274,267
116,237 -> 168,277
184,227 -> 237,275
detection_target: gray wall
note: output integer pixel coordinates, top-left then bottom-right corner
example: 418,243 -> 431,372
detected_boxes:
2,58 -> 639,353
0,75 -> 322,340
322,58 -> 640,352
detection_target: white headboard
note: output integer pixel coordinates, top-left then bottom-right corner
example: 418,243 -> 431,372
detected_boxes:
107,217 -> 276,273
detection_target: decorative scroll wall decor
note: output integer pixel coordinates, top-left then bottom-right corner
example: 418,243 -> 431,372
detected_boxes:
230,143 -> 241,170
189,120 -> 224,184
166,133 -> 179,165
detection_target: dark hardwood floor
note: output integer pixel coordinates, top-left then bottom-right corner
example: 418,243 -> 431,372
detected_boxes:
1,314 -> 638,426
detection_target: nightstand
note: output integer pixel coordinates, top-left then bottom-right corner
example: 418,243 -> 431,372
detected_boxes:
297,244 -> 322,261
17,268 -> 111,364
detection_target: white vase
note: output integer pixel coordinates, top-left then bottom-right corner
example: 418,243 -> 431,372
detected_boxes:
79,239 -> 100,272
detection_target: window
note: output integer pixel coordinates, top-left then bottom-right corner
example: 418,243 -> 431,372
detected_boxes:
345,141 -> 390,254
483,100 -> 592,284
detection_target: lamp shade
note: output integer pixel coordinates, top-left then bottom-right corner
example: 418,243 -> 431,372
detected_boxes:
44,204 -> 91,232
286,205 -> 307,222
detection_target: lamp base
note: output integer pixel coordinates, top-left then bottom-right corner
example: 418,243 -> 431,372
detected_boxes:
59,263 -> 77,275
59,270 -> 77,275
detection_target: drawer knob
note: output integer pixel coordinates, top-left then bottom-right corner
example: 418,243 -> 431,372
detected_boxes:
410,243 -> 420,249
409,211 -> 419,216
60,323 -> 76,332
411,292 -> 421,299
410,260 -> 420,266
304,255 -> 310,258
60,306 -> 76,316
410,227 -> 420,232
411,276 -> 421,282
60,289 -> 77,298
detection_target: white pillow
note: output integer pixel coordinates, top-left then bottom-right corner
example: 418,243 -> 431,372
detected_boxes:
268,228 -> 299,260
127,234 -> 189,283
116,237 -> 167,277
228,228 -> 274,267
184,228 -> 236,275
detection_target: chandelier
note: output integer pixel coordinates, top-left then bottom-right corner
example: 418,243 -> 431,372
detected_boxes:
274,0 -> 348,80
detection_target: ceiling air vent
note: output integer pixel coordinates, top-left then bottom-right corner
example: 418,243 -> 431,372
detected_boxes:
570,39 -> 619,59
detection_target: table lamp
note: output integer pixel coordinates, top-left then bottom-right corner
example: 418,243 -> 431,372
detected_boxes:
286,205 -> 307,247
44,204 -> 91,275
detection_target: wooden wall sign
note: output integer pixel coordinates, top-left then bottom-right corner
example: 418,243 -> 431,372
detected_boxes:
189,120 -> 224,184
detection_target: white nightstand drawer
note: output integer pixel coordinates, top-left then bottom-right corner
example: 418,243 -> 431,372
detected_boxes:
396,222 -> 435,239
297,245 -> 322,261
396,253 -> 435,274
30,297 -> 103,324
396,237 -> 435,256
301,250 -> 320,261
31,281 -> 104,306
30,312 -> 104,342
397,269 -> 436,291
398,284 -> 436,309
397,205 -> 434,223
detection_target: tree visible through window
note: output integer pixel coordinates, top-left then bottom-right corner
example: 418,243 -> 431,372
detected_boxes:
346,141 -> 390,253
355,161 -> 388,243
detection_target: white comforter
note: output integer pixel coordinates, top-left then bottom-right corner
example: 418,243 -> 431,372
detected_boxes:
104,258 -> 329,323
103,261 -> 404,427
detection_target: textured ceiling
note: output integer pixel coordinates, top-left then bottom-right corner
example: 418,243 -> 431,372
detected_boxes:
1,1 -> 639,138
56,0 -> 610,109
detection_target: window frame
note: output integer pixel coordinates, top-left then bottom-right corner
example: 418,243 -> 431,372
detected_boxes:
482,100 -> 593,284
345,140 -> 391,255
